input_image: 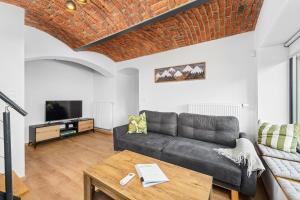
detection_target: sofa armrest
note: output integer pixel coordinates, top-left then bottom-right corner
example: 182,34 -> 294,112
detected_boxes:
238,132 -> 257,196
113,124 -> 128,151
240,164 -> 257,196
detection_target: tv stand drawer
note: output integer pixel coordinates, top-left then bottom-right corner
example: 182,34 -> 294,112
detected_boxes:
78,120 -> 94,132
36,125 -> 60,142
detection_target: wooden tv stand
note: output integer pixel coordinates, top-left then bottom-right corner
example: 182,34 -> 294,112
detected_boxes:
29,118 -> 94,148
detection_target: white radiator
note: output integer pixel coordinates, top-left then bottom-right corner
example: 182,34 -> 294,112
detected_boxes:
187,104 -> 242,119
93,101 -> 114,130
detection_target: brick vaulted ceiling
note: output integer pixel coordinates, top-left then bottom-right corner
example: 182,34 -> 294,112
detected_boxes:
1,0 -> 263,62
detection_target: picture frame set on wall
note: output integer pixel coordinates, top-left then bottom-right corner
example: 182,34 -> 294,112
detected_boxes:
154,62 -> 206,83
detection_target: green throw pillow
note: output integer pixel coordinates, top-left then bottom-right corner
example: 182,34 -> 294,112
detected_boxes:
257,122 -> 300,153
128,112 -> 147,134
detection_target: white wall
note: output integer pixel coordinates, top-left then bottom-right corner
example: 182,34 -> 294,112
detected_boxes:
117,32 -> 257,136
25,59 -> 139,133
254,0 -> 300,124
0,3 -> 25,176
93,68 -> 139,128
254,0 -> 300,48
114,70 -> 139,126
93,74 -> 116,103
25,26 -> 116,77
257,46 -> 289,123
25,60 -> 96,142
254,0 -> 288,48
92,73 -> 116,129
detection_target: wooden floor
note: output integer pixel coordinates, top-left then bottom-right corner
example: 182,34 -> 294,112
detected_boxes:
22,132 -> 268,200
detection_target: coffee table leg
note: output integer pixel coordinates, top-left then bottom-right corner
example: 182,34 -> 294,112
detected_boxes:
84,174 -> 95,200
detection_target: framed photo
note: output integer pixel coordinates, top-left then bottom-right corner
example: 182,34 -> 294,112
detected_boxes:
154,62 -> 206,83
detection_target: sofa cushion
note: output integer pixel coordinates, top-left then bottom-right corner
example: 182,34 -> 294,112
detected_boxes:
277,177 -> 300,200
140,110 -> 178,136
178,113 -> 239,147
257,144 -> 300,162
118,132 -> 174,159
161,137 -> 242,186
263,156 -> 300,181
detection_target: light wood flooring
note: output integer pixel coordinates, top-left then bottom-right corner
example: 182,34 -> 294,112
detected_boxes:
22,131 -> 268,200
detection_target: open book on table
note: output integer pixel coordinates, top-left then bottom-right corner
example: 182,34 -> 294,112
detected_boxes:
135,164 -> 169,188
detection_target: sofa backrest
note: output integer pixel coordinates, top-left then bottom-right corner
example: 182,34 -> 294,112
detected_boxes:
140,110 -> 178,136
178,113 -> 239,147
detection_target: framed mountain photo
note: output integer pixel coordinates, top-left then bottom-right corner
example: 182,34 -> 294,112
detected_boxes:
154,62 -> 206,83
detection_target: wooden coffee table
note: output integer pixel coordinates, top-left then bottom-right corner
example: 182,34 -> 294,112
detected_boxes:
84,150 -> 213,200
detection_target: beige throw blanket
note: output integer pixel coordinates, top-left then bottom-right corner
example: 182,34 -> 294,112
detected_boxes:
214,138 -> 265,177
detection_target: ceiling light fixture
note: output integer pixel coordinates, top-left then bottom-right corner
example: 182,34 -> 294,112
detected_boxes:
76,0 -> 87,4
66,0 -> 76,11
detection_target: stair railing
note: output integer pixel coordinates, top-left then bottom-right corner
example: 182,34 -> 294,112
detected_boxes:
0,91 -> 27,200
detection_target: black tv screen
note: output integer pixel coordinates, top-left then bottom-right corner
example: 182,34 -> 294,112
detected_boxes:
45,101 -> 82,121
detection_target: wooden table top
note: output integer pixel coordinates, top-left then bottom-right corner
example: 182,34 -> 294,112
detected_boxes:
0,171 -> 29,197
84,150 -> 213,200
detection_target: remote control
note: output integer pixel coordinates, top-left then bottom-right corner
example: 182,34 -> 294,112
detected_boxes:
120,173 -> 135,186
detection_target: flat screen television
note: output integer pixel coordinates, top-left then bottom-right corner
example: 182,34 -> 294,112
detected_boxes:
45,100 -> 82,121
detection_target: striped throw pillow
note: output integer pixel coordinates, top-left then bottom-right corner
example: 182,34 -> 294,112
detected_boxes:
258,122 -> 300,153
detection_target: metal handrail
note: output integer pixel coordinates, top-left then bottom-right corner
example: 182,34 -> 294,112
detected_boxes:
0,92 -> 27,116
0,91 -> 27,200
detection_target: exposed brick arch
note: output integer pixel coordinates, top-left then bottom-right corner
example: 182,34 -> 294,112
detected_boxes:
88,0 -> 264,61
1,0 -> 263,61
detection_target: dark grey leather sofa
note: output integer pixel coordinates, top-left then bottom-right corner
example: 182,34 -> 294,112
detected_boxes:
113,110 -> 257,196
